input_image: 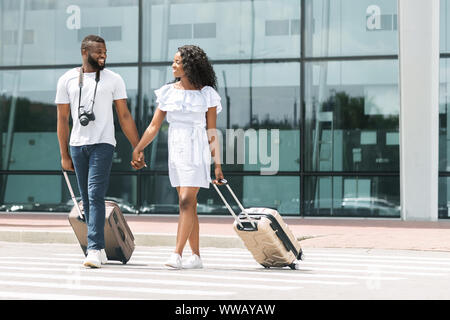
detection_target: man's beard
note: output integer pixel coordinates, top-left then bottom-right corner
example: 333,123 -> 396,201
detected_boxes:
88,54 -> 105,70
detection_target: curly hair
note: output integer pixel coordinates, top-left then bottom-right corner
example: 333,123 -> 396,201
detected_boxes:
176,45 -> 217,90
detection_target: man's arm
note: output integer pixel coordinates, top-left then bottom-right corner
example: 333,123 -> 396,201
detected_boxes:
114,99 -> 145,169
114,99 -> 140,148
57,104 -> 74,171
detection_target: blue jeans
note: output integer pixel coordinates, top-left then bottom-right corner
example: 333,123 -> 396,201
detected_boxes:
70,143 -> 114,251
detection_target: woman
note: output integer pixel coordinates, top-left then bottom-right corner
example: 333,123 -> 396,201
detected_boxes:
131,45 -> 224,269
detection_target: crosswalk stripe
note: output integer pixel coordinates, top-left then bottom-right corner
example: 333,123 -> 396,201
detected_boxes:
128,258 -> 450,273
0,254 -> 445,277
295,260 -> 450,272
52,251 -> 450,271
0,290 -> 131,300
0,265 -> 354,286
298,253 -> 450,265
125,249 -> 450,264
0,264 -> 402,282
8,254 -> 450,273
301,250 -> 450,261
129,253 -> 450,267
0,278 -> 233,297
0,270 -> 303,291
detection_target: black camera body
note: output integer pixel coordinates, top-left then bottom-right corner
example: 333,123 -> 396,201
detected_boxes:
78,107 -> 95,126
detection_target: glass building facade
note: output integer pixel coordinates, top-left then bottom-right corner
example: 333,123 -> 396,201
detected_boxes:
440,0 -> 450,219
0,0 -> 443,219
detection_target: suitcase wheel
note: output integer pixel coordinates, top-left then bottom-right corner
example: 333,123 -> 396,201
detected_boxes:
298,251 -> 305,261
261,264 -> 270,269
289,260 -> 302,270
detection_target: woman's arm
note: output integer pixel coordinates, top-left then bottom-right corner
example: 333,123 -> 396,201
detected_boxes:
131,108 -> 166,169
206,107 -> 224,184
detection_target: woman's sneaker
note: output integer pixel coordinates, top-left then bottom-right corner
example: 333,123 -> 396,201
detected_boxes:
183,254 -> 203,269
165,253 -> 182,269
83,249 -> 102,268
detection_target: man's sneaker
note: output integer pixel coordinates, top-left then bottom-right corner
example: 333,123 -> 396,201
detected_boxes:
100,249 -> 108,265
83,249 -> 102,268
165,253 -> 182,269
183,254 -> 203,269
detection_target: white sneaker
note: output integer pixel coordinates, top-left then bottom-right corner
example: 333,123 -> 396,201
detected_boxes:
83,249 -> 102,268
183,254 -> 203,269
165,253 -> 182,269
100,249 -> 108,265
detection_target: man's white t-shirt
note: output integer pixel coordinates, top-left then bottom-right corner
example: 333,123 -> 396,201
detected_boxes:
55,67 -> 127,147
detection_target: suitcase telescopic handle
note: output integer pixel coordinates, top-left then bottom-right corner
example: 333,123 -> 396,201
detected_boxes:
213,179 -> 256,228
62,170 -> 85,220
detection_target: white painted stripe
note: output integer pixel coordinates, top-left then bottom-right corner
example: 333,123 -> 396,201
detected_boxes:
123,248 -> 450,264
133,251 -> 253,258
126,254 -> 450,272
0,265 -> 355,286
296,261 -> 450,272
15,253 -> 450,272
0,258 -> 441,277
0,271 -> 303,291
128,259 -> 450,273
0,264 -> 401,282
54,250 -> 450,267
302,253 -> 450,264
291,256 -> 450,266
129,253 -> 450,267
0,290 -> 131,300
0,278 -> 233,296
295,266 -> 445,277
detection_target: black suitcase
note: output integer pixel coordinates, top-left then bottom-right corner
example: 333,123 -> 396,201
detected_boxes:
63,171 -> 135,264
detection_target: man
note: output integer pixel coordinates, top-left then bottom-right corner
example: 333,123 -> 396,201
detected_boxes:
56,35 -> 144,268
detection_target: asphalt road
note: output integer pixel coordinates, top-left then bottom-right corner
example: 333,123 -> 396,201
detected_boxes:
0,241 -> 449,301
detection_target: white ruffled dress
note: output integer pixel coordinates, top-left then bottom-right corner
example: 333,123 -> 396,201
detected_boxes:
154,83 -> 222,189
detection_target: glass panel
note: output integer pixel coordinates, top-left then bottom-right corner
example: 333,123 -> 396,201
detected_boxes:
0,0 -> 138,66
440,59 -> 450,171
441,0 -> 450,53
438,177 -> 450,219
140,174 -> 299,215
142,0 -> 300,62
0,67 -> 138,172
0,69 -> 61,171
106,174 -> 138,213
305,0 -> 398,57
108,67 -> 139,172
0,173 -> 137,213
304,60 -> 399,172
304,175 -> 400,217
141,63 -> 300,173
0,174 -> 68,212
140,174 -> 179,214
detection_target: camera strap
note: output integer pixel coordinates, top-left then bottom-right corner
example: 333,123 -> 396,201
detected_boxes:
78,66 -> 100,112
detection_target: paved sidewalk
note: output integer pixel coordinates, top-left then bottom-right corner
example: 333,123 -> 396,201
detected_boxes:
1,212 -> 450,252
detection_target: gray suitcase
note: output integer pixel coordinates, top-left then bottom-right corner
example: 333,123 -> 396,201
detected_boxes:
63,171 -> 135,264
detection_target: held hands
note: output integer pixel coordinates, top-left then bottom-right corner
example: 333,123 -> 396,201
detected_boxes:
131,149 -> 147,170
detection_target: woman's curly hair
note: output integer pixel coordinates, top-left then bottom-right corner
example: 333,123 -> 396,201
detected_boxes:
176,45 -> 217,90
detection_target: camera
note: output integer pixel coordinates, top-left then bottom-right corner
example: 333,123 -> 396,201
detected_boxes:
78,107 -> 95,126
